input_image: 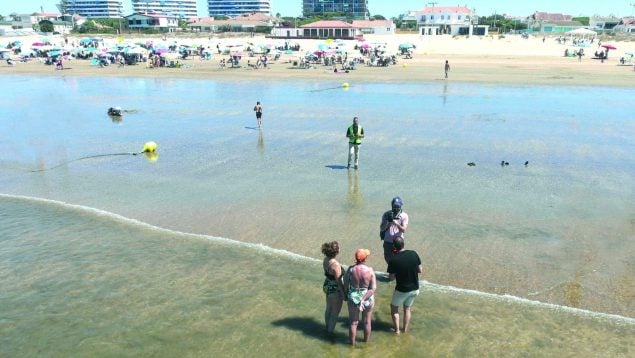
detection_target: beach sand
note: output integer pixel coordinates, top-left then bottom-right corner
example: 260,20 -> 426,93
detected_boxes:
1,33 -> 634,86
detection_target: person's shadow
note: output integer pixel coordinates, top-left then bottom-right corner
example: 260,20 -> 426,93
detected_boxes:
325,164 -> 348,170
271,316 -> 344,344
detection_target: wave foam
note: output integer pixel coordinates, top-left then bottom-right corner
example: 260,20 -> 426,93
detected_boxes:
2,192 -> 634,326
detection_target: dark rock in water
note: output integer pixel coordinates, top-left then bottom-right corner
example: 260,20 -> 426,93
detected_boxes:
467,162 -> 476,166
524,161 -> 529,166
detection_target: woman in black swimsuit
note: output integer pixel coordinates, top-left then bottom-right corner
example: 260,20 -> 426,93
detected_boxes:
321,241 -> 344,334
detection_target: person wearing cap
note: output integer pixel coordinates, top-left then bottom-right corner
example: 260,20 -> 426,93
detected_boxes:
343,248 -> 376,346
380,196 -> 409,265
387,237 -> 422,334
345,116 -> 364,170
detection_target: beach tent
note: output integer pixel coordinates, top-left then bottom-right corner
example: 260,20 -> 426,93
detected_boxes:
566,28 -> 596,39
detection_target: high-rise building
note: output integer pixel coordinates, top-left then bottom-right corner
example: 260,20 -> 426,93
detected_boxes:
57,0 -> 123,18
131,0 -> 198,18
303,0 -> 369,19
207,0 -> 271,18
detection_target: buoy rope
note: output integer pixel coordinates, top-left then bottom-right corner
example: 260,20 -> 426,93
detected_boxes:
30,152 -> 141,172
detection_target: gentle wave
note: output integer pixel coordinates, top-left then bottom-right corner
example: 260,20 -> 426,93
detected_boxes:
2,192 -> 634,326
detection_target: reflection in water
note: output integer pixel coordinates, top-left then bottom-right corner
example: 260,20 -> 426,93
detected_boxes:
257,129 -> 265,155
347,169 -> 363,208
108,114 -> 123,123
442,82 -> 448,106
144,152 -> 159,162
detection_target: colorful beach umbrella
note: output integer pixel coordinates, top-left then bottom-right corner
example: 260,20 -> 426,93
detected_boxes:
601,44 -> 617,50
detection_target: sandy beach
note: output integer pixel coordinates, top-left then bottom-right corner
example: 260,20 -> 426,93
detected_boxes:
2,33 -> 634,86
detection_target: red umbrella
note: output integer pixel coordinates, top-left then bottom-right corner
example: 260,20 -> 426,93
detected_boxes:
601,44 -> 617,50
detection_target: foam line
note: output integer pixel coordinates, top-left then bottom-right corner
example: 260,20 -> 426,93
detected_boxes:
1,192 -> 634,326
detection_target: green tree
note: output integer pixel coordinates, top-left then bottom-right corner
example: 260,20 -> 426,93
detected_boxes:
39,20 -> 54,32
372,15 -> 386,20
572,17 -> 589,26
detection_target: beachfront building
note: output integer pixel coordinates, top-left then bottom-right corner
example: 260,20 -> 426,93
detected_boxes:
207,0 -> 271,17
613,17 -> 635,33
57,0 -> 124,19
408,5 -> 486,36
6,14 -> 36,31
131,0 -> 198,18
536,20 -> 585,34
589,16 -> 621,32
125,12 -> 179,31
351,19 -> 395,35
270,20 -> 360,39
188,13 -> 277,32
303,0 -> 369,19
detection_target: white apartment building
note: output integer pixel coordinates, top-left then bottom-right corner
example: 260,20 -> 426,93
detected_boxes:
207,0 -> 271,18
57,0 -> 123,18
131,0 -> 198,18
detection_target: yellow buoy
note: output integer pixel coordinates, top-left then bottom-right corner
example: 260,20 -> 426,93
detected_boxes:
142,141 -> 157,153
403,63 -> 408,68
342,82 -> 349,88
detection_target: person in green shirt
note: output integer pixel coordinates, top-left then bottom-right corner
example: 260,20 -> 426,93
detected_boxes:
346,117 -> 364,170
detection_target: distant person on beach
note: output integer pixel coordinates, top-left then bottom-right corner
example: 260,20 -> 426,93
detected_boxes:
380,197 -> 409,265
344,249 -> 376,346
322,241 -> 345,334
444,60 -> 450,78
346,116 -> 364,169
387,237 -> 422,334
253,101 -> 263,127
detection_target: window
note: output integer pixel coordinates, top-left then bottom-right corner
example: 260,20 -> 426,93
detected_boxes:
441,15 -> 444,20
431,15 -> 434,20
458,15 -> 461,20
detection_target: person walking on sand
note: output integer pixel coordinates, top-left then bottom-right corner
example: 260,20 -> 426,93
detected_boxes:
387,237 -> 422,334
444,60 -> 450,79
321,241 -> 345,335
380,196 -> 409,265
344,249 -> 376,346
253,101 -> 263,127
346,117 -> 364,170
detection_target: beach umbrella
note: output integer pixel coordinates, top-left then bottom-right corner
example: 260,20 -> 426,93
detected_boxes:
601,44 -> 617,50
399,43 -> 413,49
32,42 -> 45,47
48,51 -> 60,57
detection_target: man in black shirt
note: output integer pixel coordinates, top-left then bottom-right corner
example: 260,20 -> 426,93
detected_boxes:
387,237 -> 422,334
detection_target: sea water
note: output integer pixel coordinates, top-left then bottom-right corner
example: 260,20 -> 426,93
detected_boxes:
0,76 -> 634,355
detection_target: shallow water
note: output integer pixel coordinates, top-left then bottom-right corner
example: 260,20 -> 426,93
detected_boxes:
0,75 -> 634,354
1,195 -> 634,356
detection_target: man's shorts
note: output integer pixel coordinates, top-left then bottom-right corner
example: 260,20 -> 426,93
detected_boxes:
391,289 -> 420,307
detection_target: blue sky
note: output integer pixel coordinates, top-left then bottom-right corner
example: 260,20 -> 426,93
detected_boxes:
2,1 -> 633,18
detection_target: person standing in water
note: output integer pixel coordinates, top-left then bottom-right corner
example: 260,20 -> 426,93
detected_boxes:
254,101 -> 263,127
321,241 -> 345,335
444,60 -> 450,79
344,249 -> 376,346
387,237 -> 422,334
380,196 -> 409,265
346,116 -> 364,170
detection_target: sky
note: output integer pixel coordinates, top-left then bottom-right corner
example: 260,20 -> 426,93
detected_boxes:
2,0 -> 633,18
